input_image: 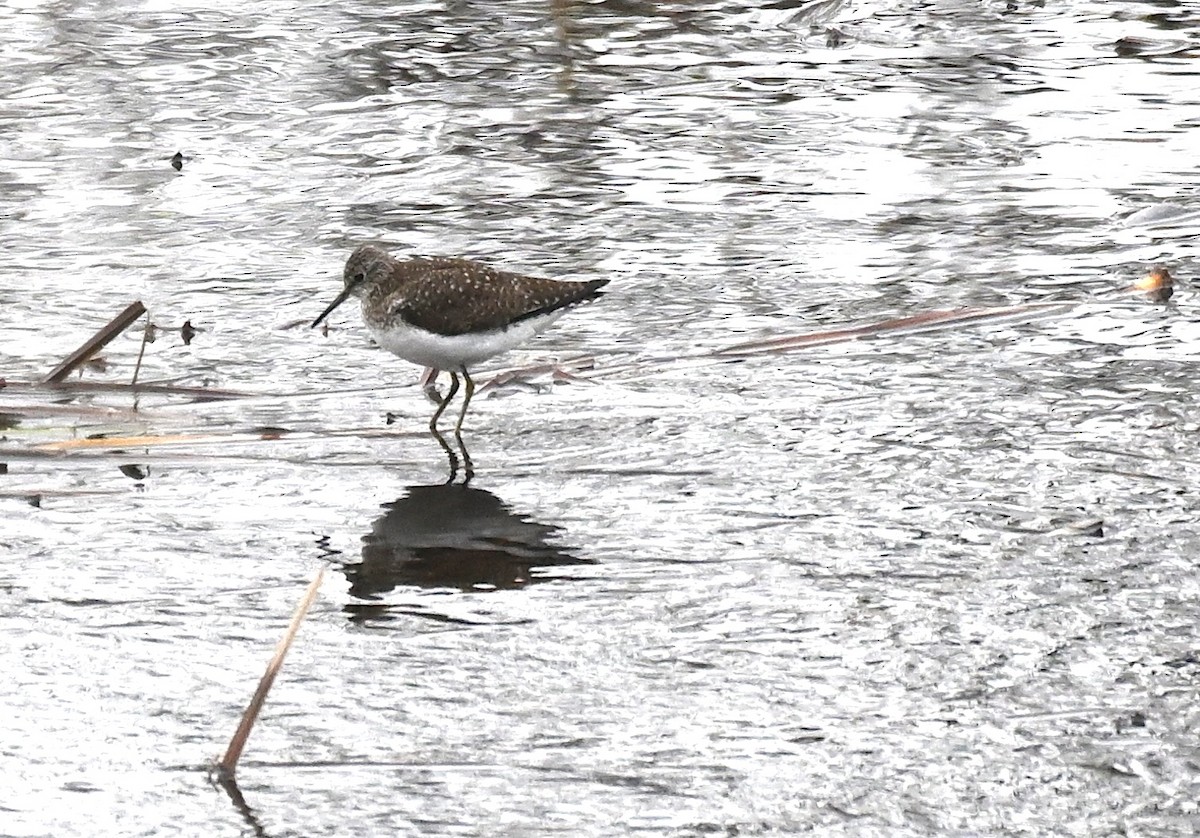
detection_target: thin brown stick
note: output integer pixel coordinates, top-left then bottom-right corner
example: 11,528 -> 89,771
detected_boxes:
216,567 -> 325,780
130,314 -> 152,387
4,379 -> 252,400
43,301 -> 147,384
711,302 -> 1074,357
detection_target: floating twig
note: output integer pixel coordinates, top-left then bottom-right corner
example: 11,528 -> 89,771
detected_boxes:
216,567 -> 325,781
35,433 -> 225,452
711,302 -> 1073,358
43,301 -> 147,384
4,379 -> 252,401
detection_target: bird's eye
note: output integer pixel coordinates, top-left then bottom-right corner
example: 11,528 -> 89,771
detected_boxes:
352,271 -> 367,285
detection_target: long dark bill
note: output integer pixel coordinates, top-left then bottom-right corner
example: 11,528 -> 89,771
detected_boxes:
311,286 -> 353,328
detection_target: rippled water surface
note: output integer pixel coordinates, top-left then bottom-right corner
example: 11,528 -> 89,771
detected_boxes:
3,1 -> 1200,836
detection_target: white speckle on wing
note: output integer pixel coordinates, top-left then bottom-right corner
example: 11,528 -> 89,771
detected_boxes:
344,246 -> 607,361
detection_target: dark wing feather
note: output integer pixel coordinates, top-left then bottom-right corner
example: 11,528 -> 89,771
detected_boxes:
389,258 -> 608,336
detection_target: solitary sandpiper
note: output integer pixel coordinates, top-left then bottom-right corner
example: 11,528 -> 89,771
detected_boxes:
312,244 -> 609,434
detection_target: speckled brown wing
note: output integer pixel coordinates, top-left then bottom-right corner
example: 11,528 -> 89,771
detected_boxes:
387,258 -> 608,336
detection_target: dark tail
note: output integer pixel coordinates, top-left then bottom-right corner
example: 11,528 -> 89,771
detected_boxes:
515,278 -> 610,324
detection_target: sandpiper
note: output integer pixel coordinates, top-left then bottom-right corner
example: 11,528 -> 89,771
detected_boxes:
312,244 -> 609,434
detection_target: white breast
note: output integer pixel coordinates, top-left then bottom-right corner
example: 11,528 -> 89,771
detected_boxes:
366,306 -> 568,371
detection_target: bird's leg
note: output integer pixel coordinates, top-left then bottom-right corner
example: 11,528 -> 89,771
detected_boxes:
430,370 -> 460,433
457,434 -> 474,485
429,424 -> 460,483
454,367 -> 475,436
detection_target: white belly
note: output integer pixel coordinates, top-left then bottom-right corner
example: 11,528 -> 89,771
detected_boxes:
366,307 -> 567,371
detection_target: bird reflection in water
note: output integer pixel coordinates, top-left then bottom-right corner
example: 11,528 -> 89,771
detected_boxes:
342,482 -> 592,623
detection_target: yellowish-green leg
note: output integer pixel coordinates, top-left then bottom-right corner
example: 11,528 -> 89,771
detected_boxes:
430,370 -> 460,433
454,367 -> 475,435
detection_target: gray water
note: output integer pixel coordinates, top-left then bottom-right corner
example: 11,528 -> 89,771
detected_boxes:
3,1 -> 1200,836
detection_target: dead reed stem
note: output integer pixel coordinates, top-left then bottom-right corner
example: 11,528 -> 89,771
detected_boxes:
130,314 -> 152,388
43,301 -> 147,384
216,567 -> 325,780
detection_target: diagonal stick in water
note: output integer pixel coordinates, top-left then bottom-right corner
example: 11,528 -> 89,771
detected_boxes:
216,567 -> 325,780
43,301 -> 147,384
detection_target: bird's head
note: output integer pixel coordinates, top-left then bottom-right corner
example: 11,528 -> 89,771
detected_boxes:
312,244 -> 394,328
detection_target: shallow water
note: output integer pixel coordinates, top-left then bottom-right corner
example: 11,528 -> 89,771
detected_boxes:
3,1 -> 1200,836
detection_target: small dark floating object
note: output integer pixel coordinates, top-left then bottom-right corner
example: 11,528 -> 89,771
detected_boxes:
118,464 -> 148,481
1132,266 -> 1173,303
171,151 -> 184,171
1113,37 -> 1185,59
181,320 -> 196,345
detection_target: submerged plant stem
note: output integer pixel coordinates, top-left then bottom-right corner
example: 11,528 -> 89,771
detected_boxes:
216,567 -> 325,781
130,314 -> 152,389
